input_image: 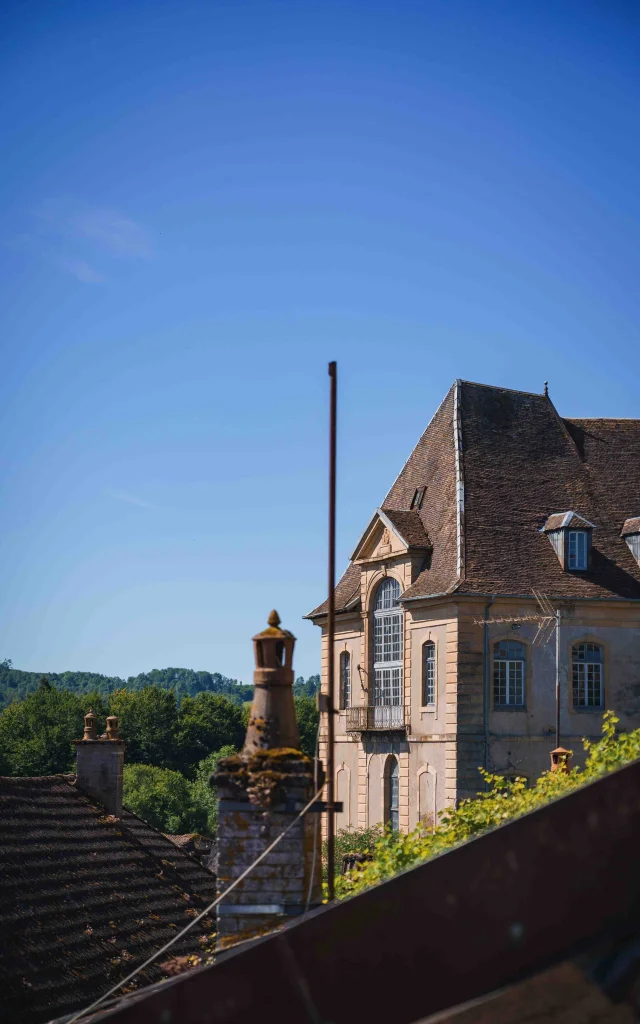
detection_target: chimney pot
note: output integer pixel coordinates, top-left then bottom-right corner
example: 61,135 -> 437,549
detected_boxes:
83,709 -> 98,741
105,715 -> 119,740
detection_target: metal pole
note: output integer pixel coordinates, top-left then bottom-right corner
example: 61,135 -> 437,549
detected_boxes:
555,609 -> 561,750
326,361 -> 337,901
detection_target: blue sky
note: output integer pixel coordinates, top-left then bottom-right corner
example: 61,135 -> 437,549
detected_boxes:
1,0 -> 639,683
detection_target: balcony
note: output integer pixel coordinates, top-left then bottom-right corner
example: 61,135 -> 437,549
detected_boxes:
346,705 -> 406,732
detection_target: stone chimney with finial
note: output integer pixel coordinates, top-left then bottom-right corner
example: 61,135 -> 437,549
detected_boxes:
214,611 -> 323,950
73,711 -> 125,816
243,609 -> 299,754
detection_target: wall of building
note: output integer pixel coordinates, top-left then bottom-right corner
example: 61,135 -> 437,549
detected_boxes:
317,584 -> 640,840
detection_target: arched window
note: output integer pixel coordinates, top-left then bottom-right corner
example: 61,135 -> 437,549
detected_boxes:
493,640 -> 526,707
572,642 -> 604,708
422,641 -> 436,706
339,651 -> 351,709
373,579 -> 402,720
384,756 -> 400,832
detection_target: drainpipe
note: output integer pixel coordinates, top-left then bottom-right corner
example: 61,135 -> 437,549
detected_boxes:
483,596 -> 495,780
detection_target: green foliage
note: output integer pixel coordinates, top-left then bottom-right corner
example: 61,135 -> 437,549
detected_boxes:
124,667 -> 253,705
322,824 -> 385,875
337,712 -> 640,899
122,764 -> 207,834
0,685 -> 107,776
0,659 -> 319,710
176,693 -> 245,778
191,745 -> 238,835
293,694 -> 319,758
293,674 -> 320,698
109,687 -> 179,769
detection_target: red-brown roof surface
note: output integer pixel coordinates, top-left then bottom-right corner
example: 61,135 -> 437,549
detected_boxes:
0,775 -> 217,1024
308,382 -> 640,616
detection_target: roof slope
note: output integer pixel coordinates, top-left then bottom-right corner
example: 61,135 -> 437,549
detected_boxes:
307,385 -> 458,616
0,775 -> 217,1024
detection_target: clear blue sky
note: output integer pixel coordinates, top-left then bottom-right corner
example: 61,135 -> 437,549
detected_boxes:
1,0 -> 639,684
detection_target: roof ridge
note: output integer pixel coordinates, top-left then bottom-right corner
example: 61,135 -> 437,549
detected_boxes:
459,380 -> 547,399
566,417 -> 640,423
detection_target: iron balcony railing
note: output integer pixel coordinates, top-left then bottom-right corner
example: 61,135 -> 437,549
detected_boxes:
346,705 -> 406,732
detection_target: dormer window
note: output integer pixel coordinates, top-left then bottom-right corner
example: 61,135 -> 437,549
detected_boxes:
621,518 -> 640,565
541,512 -> 596,572
410,487 -> 426,510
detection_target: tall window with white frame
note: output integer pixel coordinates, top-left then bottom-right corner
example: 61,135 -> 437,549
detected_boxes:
493,640 -> 526,708
339,651 -> 351,709
422,641 -> 436,706
572,642 -> 604,708
372,577 -> 403,727
568,530 -> 588,570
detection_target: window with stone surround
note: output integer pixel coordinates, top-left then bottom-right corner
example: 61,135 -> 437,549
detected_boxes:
339,651 -> 351,709
493,640 -> 526,708
422,641 -> 436,706
572,642 -> 604,709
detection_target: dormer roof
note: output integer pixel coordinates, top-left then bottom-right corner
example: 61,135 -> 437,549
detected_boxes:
350,508 -> 431,562
541,512 -> 597,533
621,518 -> 640,537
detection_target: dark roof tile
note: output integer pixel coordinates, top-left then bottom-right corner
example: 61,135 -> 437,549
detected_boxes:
0,776 -> 217,1024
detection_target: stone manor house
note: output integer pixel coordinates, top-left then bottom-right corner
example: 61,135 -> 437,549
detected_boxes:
307,381 -> 640,833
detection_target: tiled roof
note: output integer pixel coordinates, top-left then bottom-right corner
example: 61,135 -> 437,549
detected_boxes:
308,382 -> 640,615
622,517 -> 640,537
380,509 -> 432,550
0,775 -> 217,1024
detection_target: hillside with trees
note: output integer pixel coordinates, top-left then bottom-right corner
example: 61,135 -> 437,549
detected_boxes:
0,659 -> 319,708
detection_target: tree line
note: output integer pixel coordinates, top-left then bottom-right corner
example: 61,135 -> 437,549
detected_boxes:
0,659 -> 266,708
0,672 -> 320,836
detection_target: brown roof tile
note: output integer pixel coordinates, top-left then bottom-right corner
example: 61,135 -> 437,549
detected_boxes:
0,776 -> 217,1024
457,390 -> 640,600
380,509 -> 432,549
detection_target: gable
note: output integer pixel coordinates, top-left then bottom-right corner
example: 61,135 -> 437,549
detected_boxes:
351,509 -> 431,562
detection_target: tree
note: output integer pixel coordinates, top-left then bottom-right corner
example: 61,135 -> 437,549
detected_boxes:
294,694 -> 319,758
122,764 -> 207,834
293,675 -> 320,698
0,687 -> 106,776
176,693 -> 245,778
191,744 -> 238,836
109,687 -> 179,769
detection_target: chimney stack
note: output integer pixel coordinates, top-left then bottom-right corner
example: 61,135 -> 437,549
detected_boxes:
73,711 -> 125,817
214,612 -> 323,950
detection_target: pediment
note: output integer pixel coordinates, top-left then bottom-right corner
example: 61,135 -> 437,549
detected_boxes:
351,509 -> 431,563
